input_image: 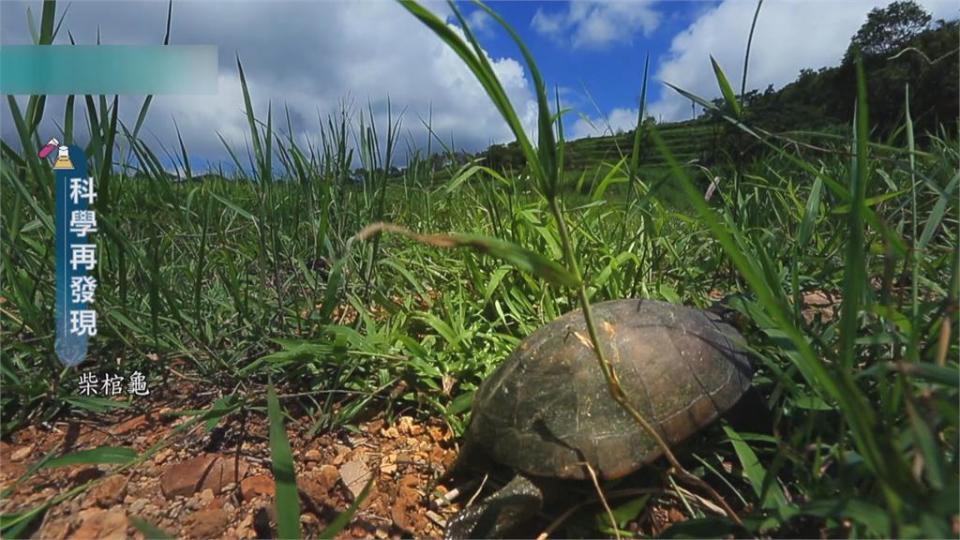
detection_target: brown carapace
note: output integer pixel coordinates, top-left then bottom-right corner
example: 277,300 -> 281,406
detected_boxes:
447,299 -> 753,538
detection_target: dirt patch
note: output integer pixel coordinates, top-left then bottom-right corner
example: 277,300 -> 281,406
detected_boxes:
0,381 -> 459,539
1,375 -> 709,539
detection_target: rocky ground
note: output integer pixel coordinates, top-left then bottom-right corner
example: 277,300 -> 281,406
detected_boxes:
0,373 -> 701,540
0,377 -> 465,540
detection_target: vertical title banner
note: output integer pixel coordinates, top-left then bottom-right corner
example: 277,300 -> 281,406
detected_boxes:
54,144 -> 97,366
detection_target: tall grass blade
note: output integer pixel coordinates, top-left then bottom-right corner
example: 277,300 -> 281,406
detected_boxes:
838,56 -> 870,374
237,55 -> 266,182
710,56 -> 741,118
41,447 -> 138,468
6,96 -> 47,190
63,95 -> 74,144
267,384 -> 301,540
397,1 -> 546,192
628,54 -> 650,179
740,0 -> 764,100
723,425 -> 791,515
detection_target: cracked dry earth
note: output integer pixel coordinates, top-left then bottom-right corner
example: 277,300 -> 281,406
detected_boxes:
0,382 -> 462,540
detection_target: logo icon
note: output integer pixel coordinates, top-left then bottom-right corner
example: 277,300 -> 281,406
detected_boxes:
53,145 -> 74,170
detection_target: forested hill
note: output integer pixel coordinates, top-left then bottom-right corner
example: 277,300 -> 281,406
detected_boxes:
480,1 -> 958,174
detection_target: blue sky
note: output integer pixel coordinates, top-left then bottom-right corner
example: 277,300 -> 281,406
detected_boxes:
470,1 -> 713,125
2,0 -> 956,171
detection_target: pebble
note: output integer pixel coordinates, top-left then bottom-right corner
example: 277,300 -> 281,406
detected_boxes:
198,488 -> 215,507
88,475 -> 127,508
240,475 -> 275,501
185,508 -> 229,538
10,445 -> 33,461
130,499 -> 147,515
153,448 -> 173,463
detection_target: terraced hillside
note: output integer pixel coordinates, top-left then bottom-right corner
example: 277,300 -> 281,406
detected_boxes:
482,119 -> 719,179
566,121 -> 717,170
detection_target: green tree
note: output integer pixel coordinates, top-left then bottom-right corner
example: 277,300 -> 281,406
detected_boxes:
843,0 -> 932,62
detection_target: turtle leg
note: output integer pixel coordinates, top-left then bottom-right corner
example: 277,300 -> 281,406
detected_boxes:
444,475 -> 543,539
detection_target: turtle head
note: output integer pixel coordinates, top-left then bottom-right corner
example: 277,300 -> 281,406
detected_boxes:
707,293 -> 752,332
444,475 -> 543,539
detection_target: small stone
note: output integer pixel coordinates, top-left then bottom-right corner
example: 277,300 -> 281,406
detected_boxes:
300,465 -> 340,506
198,488 -> 215,506
10,445 -> 33,462
392,484 -> 421,533
200,456 -> 249,494
154,448 -> 173,464
339,460 -> 372,499
87,474 -> 127,508
160,454 -> 217,498
399,474 -> 419,489
39,518 -> 71,540
240,474 -> 275,501
397,416 -> 415,435
185,508 -> 229,539
304,449 -> 322,462
236,513 -> 255,539
111,414 -> 148,435
130,499 -> 147,515
67,509 -> 127,540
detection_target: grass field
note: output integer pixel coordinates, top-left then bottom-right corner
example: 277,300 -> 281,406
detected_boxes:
1,1 -> 958,538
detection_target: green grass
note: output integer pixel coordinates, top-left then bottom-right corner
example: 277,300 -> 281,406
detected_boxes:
1,1 -> 958,538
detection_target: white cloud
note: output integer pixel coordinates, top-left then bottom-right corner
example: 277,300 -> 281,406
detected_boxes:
466,8 -> 495,36
1,1 -> 537,169
532,0 -> 660,50
570,107 -> 640,139
648,0 -> 958,122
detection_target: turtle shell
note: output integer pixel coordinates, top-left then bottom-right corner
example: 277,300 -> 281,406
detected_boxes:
465,299 -> 752,481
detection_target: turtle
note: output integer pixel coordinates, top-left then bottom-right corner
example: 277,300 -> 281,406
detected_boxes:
444,298 -> 753,539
